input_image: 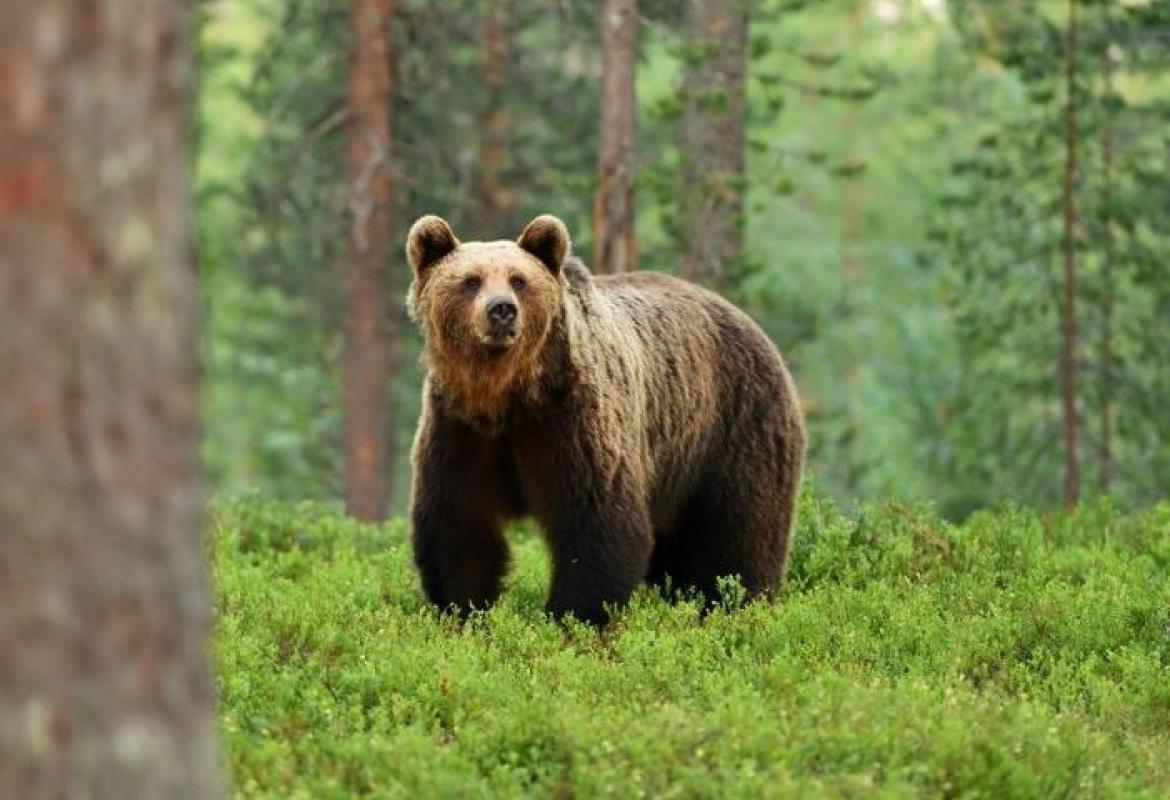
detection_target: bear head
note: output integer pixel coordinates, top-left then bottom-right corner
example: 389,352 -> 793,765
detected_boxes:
406,214 -> 572,426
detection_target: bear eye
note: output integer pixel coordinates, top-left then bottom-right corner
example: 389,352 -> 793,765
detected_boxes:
462,275 -> 482,292
509,275 -> 527,292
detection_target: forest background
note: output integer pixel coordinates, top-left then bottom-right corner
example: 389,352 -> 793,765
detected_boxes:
197,0 -> 1170,521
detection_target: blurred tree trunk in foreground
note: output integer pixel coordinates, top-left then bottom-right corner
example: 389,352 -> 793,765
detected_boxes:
480,0 -> 513,236
344,0 -> 395,521
594,0 -> 638,274
680,0 -> 748,289
0,1 -> 221,797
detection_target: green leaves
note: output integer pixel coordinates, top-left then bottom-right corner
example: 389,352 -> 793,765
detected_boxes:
214,495 -> 1170,798
922,0 -> 1170,511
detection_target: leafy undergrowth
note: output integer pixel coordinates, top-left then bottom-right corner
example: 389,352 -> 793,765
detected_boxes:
214,491 -> 1170,799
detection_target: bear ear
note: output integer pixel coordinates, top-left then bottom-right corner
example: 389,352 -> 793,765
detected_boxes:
516,214 -> 570,275
406,215 -> 460,277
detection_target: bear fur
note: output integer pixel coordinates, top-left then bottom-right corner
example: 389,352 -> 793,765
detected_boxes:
406,214 -> 805,624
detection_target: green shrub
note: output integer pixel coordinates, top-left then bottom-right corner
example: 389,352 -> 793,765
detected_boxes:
214,492 -> 1170,799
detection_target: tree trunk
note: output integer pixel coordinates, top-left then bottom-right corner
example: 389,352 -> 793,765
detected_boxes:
681,0 -> 748,289
1060,0 -> 1081,507
480,0 -> 512,236
839,0 -> 866,494
593,0 -> 638,274
0,2 -> 221,797
344,0 -> 395,521
1098,18 -> 1115,494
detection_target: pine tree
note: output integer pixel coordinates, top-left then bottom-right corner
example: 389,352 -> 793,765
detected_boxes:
344,0 -> 396,521
594,0 -> 639,274
680,0 -> 748,288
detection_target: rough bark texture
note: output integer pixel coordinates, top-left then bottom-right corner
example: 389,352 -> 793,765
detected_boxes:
680,0 -> 748,289
345,0 -> 395,521
0,2 -> 221,798
479,0 -> 512,236
593,0 -> 638,274
1060,0 -> 1081,507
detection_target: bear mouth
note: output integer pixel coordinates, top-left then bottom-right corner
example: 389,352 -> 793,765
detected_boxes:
483,326 -> 517,343
480,329 -> 517,354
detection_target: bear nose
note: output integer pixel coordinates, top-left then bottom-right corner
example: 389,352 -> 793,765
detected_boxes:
486,297 -> 517,326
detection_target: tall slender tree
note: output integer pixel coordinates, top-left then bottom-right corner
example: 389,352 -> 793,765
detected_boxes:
838,0 -> 868,495
1097,10 -> 1116,493
480,0 -> 512,235
344,0 -> 395,521
0,1 -> 221,796
926,0 -> 1170,510
680,0 -> 748,288
594,0 -> 639,274
1060,0 -> 1081,507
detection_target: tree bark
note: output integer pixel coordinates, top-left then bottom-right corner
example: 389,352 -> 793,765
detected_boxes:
0,2 -> 221,797
345,0 -> 395,521
593,0 -> 638,274
480,0 -> 512,236
1060,0 -> 1081,507
681,0 -> 748,289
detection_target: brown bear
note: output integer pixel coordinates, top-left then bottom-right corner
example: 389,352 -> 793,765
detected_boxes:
405,213 -> 805,624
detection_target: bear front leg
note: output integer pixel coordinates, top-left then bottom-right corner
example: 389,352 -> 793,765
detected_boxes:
413,503 -> 509,615
510,407 -> 653,624
543,493 -> 653,625
410,410 -> 513,616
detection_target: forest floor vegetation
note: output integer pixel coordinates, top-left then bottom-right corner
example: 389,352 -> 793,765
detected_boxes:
214,489 -> 1170,798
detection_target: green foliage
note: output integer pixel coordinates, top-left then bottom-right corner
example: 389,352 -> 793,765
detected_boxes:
922,0 -> 1170,513
198,0 -> 1170,516
199,0 -> 602,507
215,493 -> 1170,798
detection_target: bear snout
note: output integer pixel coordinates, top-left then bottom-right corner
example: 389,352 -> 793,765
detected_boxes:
485,296 -> 518,339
